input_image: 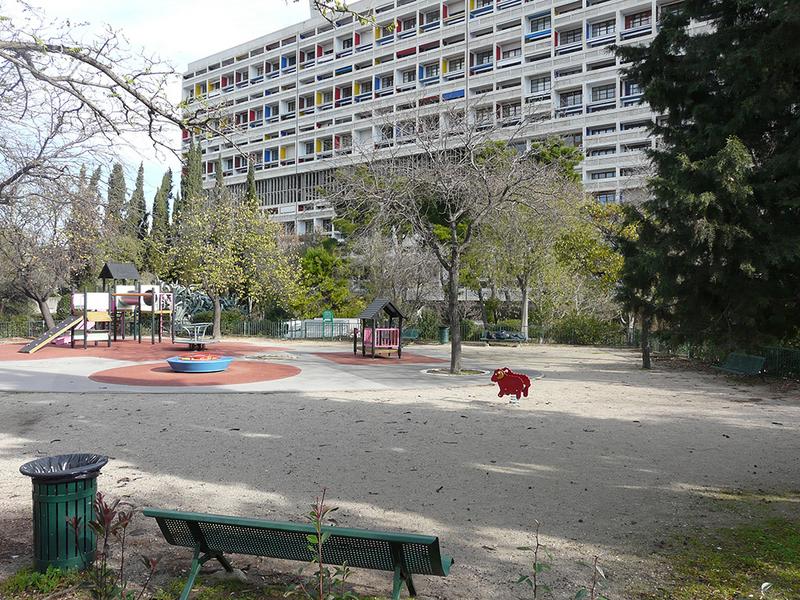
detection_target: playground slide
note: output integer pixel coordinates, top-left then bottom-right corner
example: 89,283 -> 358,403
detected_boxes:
53,319 -> 92,346
18,315 -> 83,354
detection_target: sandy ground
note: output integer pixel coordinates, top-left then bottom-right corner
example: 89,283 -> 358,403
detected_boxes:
0,342 -> 798,599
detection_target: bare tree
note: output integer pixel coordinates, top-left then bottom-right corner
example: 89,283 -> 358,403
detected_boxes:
333,102 -> 575,373
0,179 -> 98,328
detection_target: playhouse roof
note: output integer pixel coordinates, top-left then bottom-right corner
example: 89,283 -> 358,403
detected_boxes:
357,298 -> 404,320
99,262 -> 140,281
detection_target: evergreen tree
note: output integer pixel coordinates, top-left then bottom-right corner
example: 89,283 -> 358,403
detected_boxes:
244,157 -> 258,209
106,163 -> 126,229
127,162 -> 148,240
151,169 -> 172,240
175,141 -> 203,230
615,0 -> 800,349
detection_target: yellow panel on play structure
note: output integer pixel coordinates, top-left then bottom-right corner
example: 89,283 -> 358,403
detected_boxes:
85,311 -> 112,322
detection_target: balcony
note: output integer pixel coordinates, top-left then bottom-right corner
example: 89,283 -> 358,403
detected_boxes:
587,33 -> 616,48
470,62 -> 493,74
397,29 -> 416,40
587,99 -> 617,113
556,104 -> 583,117
497,55 -> 522,69
355,92 -> 373,102
443,68 -> 465,81
620,24 -> 652,40
419,74 -> 440,85
555,40 -> 582,55
376,34 -> 395,46
420,20 -> 441,32
470,4 -> 494,18
444,12 -> 465,26
621,92 -> 644,107
497,0 -> 521,9
525,28 -> 551,42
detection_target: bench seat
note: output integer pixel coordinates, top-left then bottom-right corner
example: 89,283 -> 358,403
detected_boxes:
712,352 -> 766,377
144,508 -> 453,600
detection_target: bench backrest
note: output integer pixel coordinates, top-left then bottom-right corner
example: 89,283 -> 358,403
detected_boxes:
724,353 -> 766,373
143,508 -> 449,576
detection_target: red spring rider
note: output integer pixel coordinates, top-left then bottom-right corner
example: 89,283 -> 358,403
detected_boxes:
491,367 -> 531,401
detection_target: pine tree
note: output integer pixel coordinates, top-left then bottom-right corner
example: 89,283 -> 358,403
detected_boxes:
127,163 -> 148,240
106,163 -> 126,229
615,0 -> 800,349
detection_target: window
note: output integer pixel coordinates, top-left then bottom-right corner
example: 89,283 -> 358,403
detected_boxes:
530,75 -> 551,94
625,11 -> 651,28
560,28 -> 581,45
529,15 -> 550,32
304,141 -> 314,154
587,124 -> 615,135
449,57 -> 465,71
594,191 -> 616,203
592,84 -> 615,102
402,70 -> 416,83
286,100 -> 296,112
590,170 -> 615,180
342,37 -> 353,49
424,10 -> 439,23
476,0 -> 492,7
322,91 -> 333,103
322,138 -> 333,151
360,80 -> 373,93
588,147 -> 615,156
381,75 -> 394,88
624,81 -> 643,95
560,90 -> 582,107
424,63 -> 439,78
562,132 -> 582,147
476,50 -> 493,65
476,107 -> 493,123
402,17 -> 416,30
590,20 -> 615,37
501,103 -> 521,119
502,47 -> 521,59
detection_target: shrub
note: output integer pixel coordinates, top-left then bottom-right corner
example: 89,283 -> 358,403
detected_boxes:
550,313 -> 622,346
192,309 -> 244,329
416,308 -> 440,340
461,319 -> 483,341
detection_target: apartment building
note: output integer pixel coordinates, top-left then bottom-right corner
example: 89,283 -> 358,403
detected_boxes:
183,0 -> 685,236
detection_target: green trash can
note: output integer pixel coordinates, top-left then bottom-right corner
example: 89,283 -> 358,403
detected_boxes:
20,453 -> 108,572
438,326 -> 450,344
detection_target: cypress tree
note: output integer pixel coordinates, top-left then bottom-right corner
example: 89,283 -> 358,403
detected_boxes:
127,163 -> 148,240
615,0 -> 800,349
150,169 -> 172,241
106,163 -> 126,229
244,157 -> 258,209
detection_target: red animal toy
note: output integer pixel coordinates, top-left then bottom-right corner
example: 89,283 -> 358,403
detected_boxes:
491,367 -> 531,400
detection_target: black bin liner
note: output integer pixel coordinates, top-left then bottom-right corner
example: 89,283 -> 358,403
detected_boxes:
20,453 -> 108,484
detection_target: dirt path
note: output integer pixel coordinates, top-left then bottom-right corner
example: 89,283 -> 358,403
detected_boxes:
0,343 -> 798,598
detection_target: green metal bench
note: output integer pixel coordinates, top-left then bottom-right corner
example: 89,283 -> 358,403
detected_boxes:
143,508 -> 453,600
713,352 -> 766,377
401,328 -> 420,342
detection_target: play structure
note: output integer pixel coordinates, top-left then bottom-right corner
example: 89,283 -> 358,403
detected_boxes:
353,298 -> 405,359
19,262 -> 175,354
166,353 -> 233,373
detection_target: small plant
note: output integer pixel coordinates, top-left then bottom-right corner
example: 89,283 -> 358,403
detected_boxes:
285,489 -> 358,600
67,492 -> 159,600
515,520 -> 551,598
0,565 -> 82,595
574,556 -> 608,600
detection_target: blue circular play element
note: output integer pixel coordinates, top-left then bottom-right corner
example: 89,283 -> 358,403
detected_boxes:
166,355 -> 234,373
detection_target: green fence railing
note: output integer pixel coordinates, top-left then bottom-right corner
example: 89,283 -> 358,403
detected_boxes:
0,320 -> 46,339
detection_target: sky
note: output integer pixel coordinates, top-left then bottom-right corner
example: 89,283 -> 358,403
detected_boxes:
31,0 -> 312,203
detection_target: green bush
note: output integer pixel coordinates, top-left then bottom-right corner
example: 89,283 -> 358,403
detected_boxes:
550,313 -> 623,346
495,319 -> 522,332
461,319 -> 483,341
192,309 -> 244,329
55,294 -> 71,320
415,308 -> 440,340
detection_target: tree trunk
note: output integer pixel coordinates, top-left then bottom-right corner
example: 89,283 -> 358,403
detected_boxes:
518,276 -> 529,341
477,286 -> 489,331
641,311 -> 651,369
36,298 -> 56,330
448,253 -> 461,374
212,294 -> 222,339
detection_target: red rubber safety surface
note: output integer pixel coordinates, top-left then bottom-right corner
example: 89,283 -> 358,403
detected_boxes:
89,360 -> 300,387
0,340 -> 287,362
314,351 -> 447,365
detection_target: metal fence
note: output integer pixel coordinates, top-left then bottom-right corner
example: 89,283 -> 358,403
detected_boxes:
0,320 -> 46,339
762,346 -> 800,379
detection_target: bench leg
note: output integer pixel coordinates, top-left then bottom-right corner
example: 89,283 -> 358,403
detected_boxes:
391,564 -> 416,599
179,549 -> 203,600
214,552 -> 234,573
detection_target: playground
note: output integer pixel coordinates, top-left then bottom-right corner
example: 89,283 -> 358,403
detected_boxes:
0,341 -> 798,598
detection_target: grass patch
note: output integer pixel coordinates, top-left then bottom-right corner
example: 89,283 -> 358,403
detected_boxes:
0,566 -> 83,597
151,576 -> 384,600
645,518 -> 800,599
